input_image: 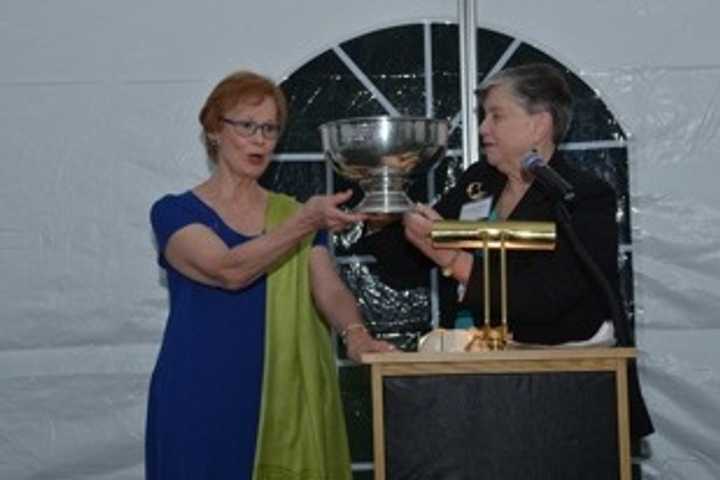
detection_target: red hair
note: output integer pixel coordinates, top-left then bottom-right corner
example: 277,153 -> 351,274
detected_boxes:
198,70 -> 287,162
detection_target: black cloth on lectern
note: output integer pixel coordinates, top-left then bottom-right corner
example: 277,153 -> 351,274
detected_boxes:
384,372 -> 619,480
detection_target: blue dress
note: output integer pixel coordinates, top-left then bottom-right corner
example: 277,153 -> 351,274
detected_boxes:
145,191 -> 325,479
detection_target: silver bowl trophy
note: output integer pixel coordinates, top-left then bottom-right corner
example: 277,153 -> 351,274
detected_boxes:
319,116 -> 449,213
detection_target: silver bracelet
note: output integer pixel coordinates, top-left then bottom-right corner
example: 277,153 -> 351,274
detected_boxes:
340,323 -> 368,344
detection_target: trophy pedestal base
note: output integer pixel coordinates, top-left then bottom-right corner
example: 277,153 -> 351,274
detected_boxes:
355,191 -> 414,213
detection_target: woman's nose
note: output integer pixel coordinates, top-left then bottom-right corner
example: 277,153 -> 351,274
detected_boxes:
478,118 -> 489,135
249,130 -> 268,144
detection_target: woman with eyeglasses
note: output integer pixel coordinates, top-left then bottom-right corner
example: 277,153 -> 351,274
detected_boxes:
145,70 -> 394,480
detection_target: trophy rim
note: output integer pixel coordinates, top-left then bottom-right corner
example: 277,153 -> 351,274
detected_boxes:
318,115 -> 449,131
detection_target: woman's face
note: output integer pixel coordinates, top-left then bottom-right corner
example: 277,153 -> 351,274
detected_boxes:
479,84 -> 543,174
214,96 -> 279,181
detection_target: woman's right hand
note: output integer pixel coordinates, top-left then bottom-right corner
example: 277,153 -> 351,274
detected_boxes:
301,190 -> 366,232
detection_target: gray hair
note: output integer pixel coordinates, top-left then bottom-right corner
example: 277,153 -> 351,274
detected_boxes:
476,63 -> 573,145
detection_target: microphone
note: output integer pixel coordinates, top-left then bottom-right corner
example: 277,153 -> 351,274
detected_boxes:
522,151 -> 576,202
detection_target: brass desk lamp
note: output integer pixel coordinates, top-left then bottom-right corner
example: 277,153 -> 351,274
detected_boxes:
431,221 -> 556,350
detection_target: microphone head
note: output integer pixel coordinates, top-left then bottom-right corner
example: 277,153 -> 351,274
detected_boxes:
521,151 -> 544,173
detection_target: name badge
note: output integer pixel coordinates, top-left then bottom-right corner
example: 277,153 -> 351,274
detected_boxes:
460,196 -> 493,220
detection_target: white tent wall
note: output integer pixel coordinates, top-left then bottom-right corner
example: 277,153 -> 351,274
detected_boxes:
1,1 -> 718,479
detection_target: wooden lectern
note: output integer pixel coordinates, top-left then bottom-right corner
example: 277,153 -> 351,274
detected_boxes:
362,347 -> 635,480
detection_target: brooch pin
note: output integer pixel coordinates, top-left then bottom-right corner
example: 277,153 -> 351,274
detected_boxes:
466,182 -> 486,200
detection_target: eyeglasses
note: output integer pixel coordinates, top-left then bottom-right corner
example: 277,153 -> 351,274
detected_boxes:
221,117 -> 282,140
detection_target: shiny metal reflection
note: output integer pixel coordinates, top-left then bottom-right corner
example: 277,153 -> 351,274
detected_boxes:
430,220 -> 556,250
319,116 -> 449,213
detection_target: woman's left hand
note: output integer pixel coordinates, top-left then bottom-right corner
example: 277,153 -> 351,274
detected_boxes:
345,328 -> 396,363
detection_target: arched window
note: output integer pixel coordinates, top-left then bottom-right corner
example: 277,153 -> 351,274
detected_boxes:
261,23 -> 634,476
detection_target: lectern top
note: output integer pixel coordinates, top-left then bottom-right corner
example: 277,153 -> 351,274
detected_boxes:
361,347 -> 636,364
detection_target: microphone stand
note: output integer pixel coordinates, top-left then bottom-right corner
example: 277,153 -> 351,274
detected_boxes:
554,199 -> 655,441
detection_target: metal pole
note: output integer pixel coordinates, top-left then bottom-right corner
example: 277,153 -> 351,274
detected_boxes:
458,0 -> 479,169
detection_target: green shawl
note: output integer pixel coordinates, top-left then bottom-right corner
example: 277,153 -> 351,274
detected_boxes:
253,192 -> 352,480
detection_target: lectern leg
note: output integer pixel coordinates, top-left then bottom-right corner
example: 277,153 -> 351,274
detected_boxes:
616,359 -> 632,480
371,365 -> 386,480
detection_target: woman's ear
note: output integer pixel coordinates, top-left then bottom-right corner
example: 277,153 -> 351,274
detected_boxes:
532,111 -> 554,144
